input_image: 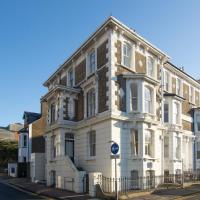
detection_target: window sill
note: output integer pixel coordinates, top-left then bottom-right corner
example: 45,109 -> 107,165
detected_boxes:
116,63 -> 135,73
86,157 -> 96,161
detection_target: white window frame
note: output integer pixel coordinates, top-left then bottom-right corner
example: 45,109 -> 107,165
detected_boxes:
23,134 -> 27,147
176,78 -> 181,96
130,82 -> 138,112
164,102 -> 169,123
68,68 -> 74,87
130,129 -> 139,156
175,136 -> 181,160
196,114 -> 200,132
190,86 -> 194,103
147,56 -> 155,78
197,142 -> 200,159
164,136 -> 169,158
122,42 -> 132,68
88,131 -> 96,158
145,130 -> 153,157
173,102 -> 180,125
144,87 -> 152,114
87,88 -> 96,118
164,71 -> 170,92
87,50 -> 96,76
50,103 -> 56,124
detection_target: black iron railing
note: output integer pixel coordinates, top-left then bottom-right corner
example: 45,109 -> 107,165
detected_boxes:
97,172 -> 200,194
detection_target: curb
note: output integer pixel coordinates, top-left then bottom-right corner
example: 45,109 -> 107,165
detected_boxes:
5,182 -> 56,200
173,190 -> 200,200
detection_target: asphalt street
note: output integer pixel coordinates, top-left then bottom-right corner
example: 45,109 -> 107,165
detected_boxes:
0,182 -> 46,200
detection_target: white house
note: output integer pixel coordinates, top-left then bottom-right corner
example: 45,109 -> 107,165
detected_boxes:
41,16 -> 200,194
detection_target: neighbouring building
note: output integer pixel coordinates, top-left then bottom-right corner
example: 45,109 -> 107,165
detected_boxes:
18,112 -> 41,177
0,123 -> 22,141
41,16 -> 200,193
29,102 -> 48,183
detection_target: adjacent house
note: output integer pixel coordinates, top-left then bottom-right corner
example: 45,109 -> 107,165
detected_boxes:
18,112 -> 41,177
29,102 -> 47,183
40,16 -> 200,193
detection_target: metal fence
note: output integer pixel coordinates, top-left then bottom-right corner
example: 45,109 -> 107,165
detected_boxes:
97,172 -> 200,194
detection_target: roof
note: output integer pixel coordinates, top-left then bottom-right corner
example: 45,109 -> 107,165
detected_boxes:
23,111 -> 41,125
0,128 -> 16,141
43,16 -> 169,87
165,61 -> 200,87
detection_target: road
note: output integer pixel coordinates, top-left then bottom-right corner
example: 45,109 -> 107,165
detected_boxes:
0,182 -> 46,200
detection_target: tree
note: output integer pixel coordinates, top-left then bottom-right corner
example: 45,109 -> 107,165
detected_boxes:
0,140 -> 18,169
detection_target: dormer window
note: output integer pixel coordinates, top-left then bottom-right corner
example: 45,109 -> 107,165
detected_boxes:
147,56 -> 154,78
122,43 -> 131,67
88,50 -> 96,75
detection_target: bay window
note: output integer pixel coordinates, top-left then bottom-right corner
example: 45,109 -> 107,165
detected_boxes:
87,88 -> 95,117
144,87 -> 152,113
130,83 -> 138,111
122,43 -> 131,67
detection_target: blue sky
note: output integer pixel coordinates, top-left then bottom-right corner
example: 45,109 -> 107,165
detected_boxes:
0,0 -> 200,126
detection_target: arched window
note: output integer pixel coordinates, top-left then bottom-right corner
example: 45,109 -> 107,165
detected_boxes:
144,87 -> 152,113
130,83 -> 138,111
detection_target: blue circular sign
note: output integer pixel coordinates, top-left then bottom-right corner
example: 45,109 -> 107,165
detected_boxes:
111,143 -> 119,155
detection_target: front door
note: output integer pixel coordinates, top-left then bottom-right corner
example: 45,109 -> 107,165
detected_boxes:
65,133 -> 74,163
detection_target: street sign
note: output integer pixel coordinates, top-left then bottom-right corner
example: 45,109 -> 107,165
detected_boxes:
111,143 -> 119,155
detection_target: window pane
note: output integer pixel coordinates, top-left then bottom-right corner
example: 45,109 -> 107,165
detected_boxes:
147,57 -> 154,77
123,43 -> 131,67
131,83 -> 138,111
89,51 -> 95,74
130,129 -> 138,155
164,136 -> 169,157
144,88 -> 151,113
87,89 -> 95,117
164,103 -> 169,123
89,131 -> 96,157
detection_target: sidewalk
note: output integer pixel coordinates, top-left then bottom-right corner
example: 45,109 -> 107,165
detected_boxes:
1,176 -> 96,200
119,184 -> 200,199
